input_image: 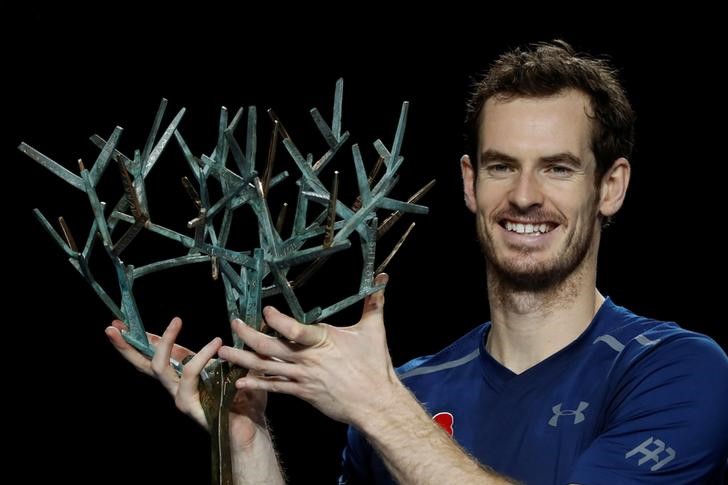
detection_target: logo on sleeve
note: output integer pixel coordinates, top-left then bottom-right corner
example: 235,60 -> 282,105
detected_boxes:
625,436 -> 676,471
433,412 -> 454,436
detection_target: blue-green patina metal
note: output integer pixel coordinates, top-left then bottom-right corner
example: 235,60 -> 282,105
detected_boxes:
20,79 -> 433,483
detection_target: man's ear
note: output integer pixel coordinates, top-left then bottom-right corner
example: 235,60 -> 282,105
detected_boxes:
599,157 -> 631,217
461,155 -> 477,213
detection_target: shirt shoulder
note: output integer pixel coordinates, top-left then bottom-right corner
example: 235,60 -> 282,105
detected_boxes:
396,323 -> 487,381
571,301 -> 728,483
592,300 -> 728,381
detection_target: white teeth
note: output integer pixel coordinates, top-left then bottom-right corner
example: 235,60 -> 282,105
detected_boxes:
504,221 -> 553,234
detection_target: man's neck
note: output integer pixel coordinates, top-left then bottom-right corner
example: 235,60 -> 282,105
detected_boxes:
485,262 -> 604,375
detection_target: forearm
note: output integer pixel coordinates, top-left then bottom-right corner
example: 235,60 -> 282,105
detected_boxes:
355,382 -> 517,485
231,428 -> 286,485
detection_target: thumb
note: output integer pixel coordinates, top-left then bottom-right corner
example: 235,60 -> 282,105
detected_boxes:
360,273 -> 389,324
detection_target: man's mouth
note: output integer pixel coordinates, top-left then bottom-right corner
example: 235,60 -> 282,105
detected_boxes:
499,219 -> 558,235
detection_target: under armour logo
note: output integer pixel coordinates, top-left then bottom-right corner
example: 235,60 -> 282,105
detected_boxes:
548,401 -> 589,427
625,436 -> 676,471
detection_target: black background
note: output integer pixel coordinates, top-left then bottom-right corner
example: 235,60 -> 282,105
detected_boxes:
6,9 -> 726,484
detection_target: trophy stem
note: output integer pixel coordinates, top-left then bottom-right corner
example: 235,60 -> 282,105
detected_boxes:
200,361 -> 247,485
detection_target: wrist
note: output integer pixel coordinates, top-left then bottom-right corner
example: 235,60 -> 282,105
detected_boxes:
229,417 -> 271,452
351,379 -> 422,434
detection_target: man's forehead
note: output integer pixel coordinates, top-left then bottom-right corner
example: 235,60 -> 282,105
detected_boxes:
478,90 -> 594,155
480,90 -> 593,122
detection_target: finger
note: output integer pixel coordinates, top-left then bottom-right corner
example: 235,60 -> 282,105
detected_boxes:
173,337 -> 222,430
219,346 -> 302,380
361,273 -> 388,324
151,317 -> 183,381
146,333 -> 195,364
114,320 -> 163,349
231,319 -> 296,359
109,320 -> 193,367
235,374 -> 301,396
263,307 -> 327,347
111,320 -> 129,332
105,324 -> 154,375
178,337 -> 222,397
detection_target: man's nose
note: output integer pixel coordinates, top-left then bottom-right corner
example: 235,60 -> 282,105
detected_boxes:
507,170 -> 544,210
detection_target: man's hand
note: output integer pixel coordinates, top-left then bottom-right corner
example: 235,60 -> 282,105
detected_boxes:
219,273 -> 399,426
105,318 -> 267,449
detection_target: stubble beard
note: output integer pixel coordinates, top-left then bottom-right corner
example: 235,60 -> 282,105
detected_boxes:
478,206 -> 598,295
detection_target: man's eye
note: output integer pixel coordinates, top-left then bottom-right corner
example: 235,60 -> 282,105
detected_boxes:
488,164 -> 510,172
550,165 -> 573,175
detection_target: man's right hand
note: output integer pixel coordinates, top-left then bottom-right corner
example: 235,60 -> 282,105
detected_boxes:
104,317 -> 268,450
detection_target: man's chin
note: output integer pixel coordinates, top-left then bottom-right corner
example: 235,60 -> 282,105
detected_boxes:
490,262 -> 563,292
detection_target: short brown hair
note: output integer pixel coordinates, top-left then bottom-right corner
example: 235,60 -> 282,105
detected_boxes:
465,40 -> 635,181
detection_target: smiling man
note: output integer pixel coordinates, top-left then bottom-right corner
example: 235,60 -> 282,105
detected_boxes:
470,92 -> 606,296
461,88 -> 627,376
108,41 -> 728,484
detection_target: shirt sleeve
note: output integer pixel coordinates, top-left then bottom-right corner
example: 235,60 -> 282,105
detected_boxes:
569,334 -> 728,484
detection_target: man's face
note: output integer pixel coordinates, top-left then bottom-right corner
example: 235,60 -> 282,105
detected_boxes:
465,90 -> 601,290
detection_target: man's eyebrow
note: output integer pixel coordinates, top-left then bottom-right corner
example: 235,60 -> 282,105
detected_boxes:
479,150 -> 518,165
539,152 -> 584,168
479,150 -> 584,168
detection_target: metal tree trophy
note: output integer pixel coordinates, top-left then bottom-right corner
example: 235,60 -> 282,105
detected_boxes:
20,79 -> 433,484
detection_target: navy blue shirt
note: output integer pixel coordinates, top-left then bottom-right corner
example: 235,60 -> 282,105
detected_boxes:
340,298 -> 728,484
